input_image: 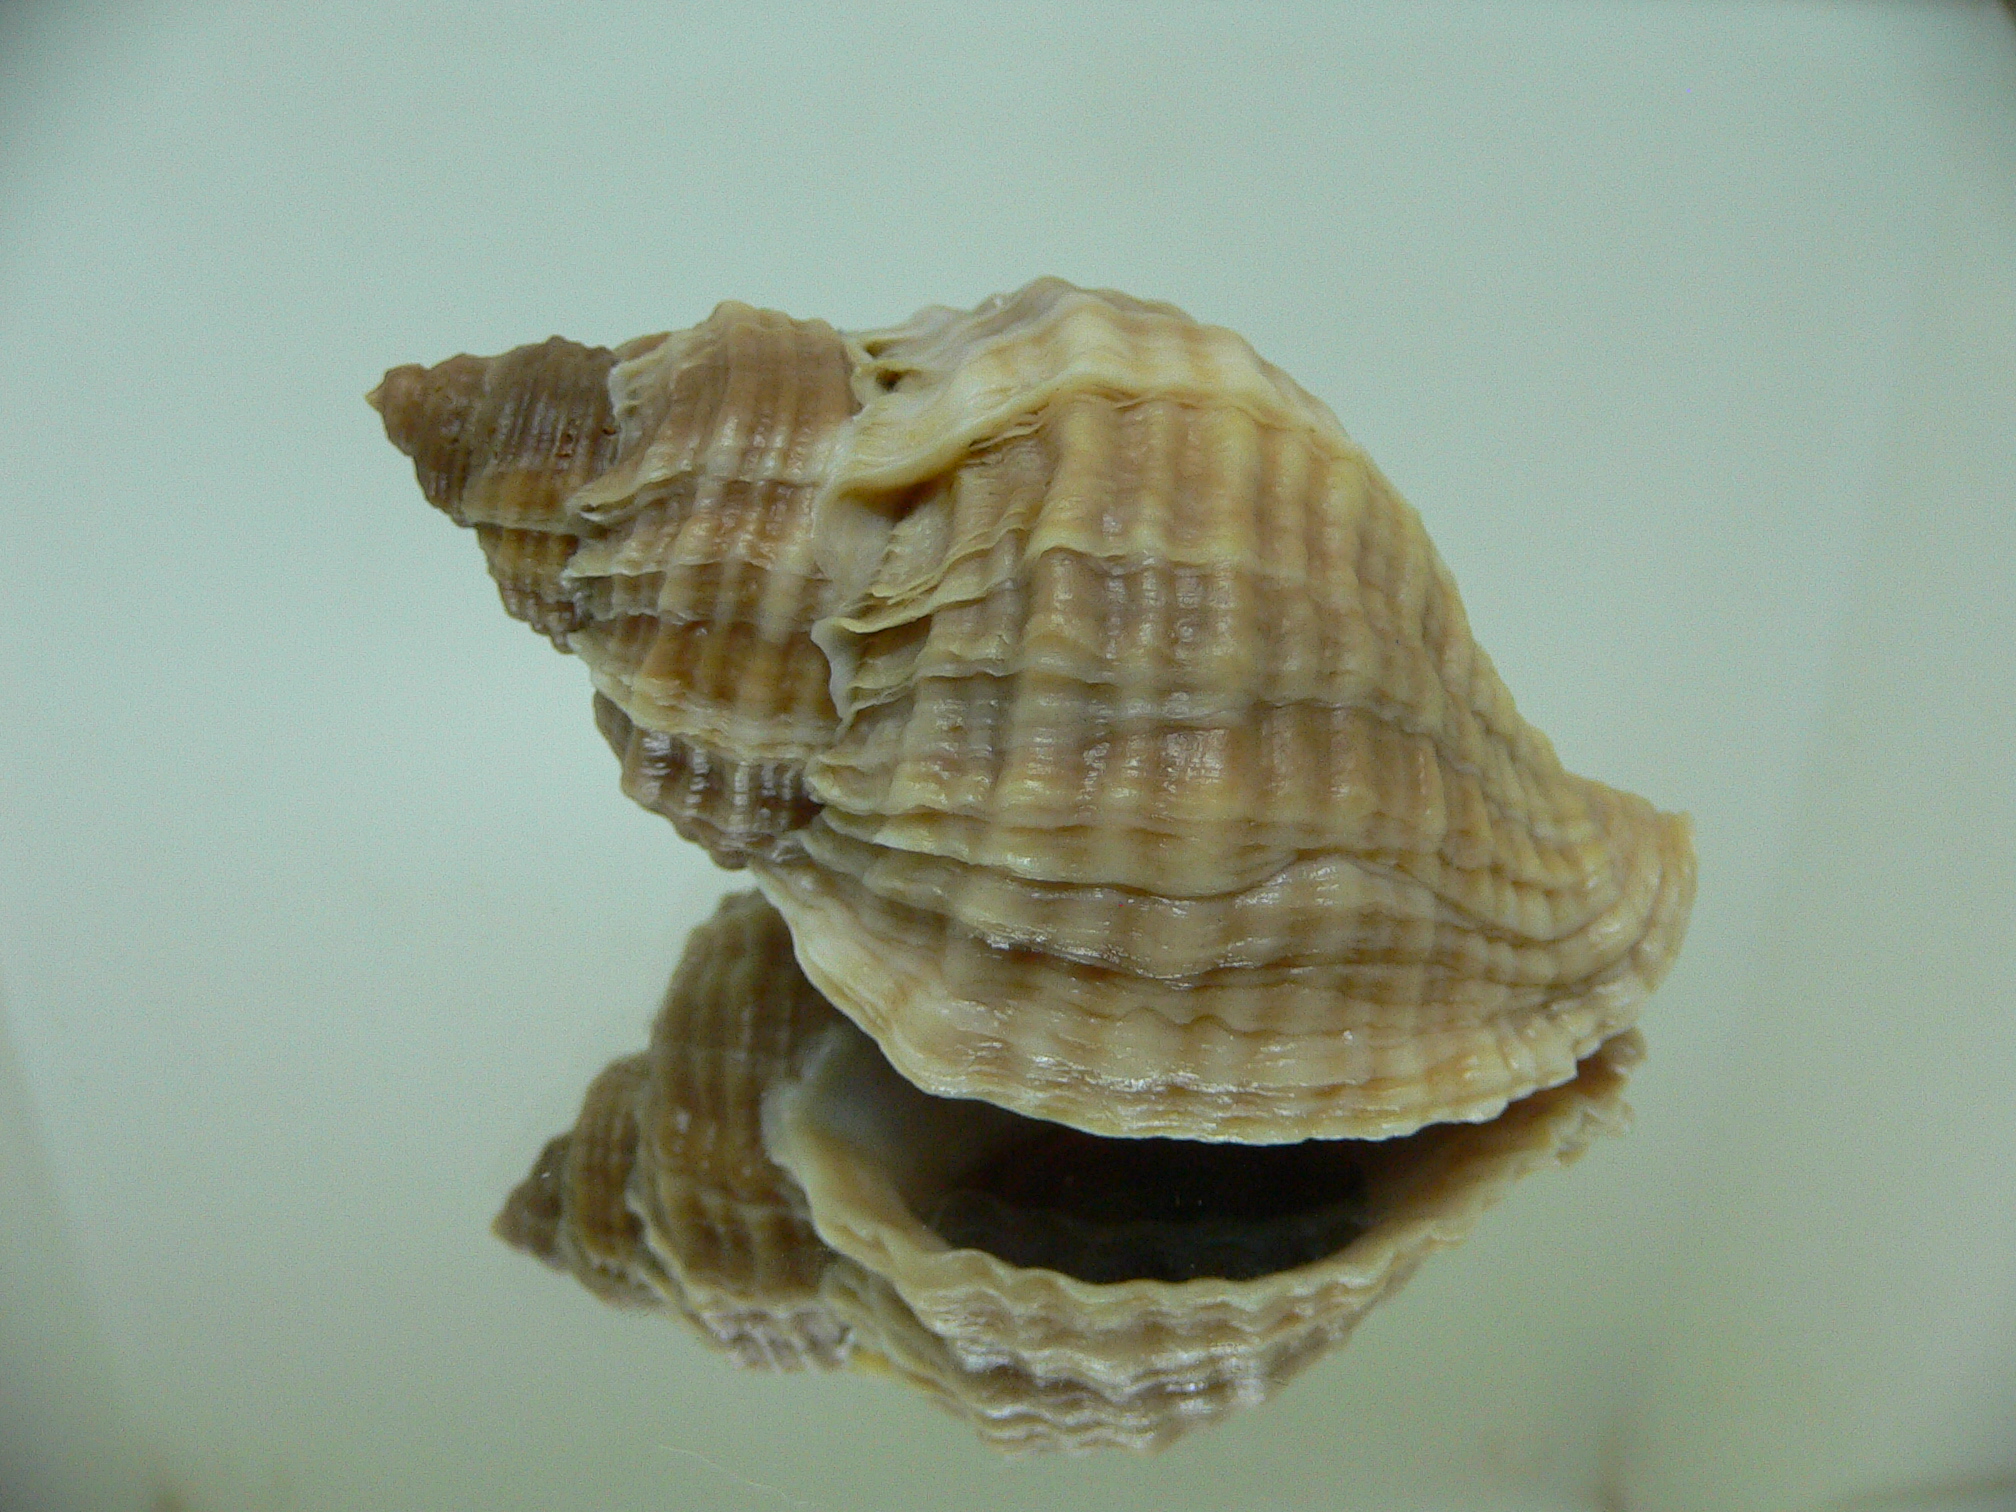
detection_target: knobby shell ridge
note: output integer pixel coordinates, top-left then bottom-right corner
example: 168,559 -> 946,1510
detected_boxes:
373,305 -> 851,863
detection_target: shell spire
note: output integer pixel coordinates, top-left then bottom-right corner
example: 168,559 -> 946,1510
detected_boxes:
372,309 -> 857,863
371,335 -> 650,642
494,893 -> 849,1367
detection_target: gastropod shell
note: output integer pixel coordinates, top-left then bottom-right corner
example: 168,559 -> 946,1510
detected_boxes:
373,279 -> 1694,1449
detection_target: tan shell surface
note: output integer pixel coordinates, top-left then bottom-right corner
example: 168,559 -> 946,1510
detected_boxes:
379,279 -> 1694,1142
798,282 -> 1689,1138
494,891 -> 846,1368
372,305 -> 853,864
500,890 -> 1639,1452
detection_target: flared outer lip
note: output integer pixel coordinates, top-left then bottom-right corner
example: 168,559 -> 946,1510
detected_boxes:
760,1018 -> 1641,1398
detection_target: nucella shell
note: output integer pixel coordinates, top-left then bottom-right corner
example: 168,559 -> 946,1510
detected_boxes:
499,890 -> 1642,1452
373,278 -> 1695,1449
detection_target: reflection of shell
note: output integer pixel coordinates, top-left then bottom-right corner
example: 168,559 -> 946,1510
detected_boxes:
500,891 -> 1640,1452
494,891 -> 845,1368
374,279 -> 1694,1145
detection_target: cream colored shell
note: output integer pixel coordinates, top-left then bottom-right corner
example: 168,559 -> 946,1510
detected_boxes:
375,277 -> 1694,1143
500,891 -> 1640,1452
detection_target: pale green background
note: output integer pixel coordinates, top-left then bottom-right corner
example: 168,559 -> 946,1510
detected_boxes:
2,4 -> 2012,1510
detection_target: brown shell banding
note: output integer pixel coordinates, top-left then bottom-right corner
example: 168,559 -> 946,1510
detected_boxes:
494,892 -> 848,1369
752,852 -> 1677,1141
373,308 -> 850,864
500,891 -> 1641,1453
376,278 -> 1695,1140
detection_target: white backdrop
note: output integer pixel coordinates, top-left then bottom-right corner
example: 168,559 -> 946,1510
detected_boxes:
2,4 -> 2012,1510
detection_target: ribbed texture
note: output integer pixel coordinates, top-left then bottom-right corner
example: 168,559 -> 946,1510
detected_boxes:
795,282 -> 1694,1139
788,1025 -> 1636,1451
493,892 -> 849,1369
498,891 -> 1641,1453
374,309 -> 851,862
377,278 -> 1695,1141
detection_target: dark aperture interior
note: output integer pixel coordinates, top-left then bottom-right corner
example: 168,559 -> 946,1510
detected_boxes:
923,1122 -> 1376,1284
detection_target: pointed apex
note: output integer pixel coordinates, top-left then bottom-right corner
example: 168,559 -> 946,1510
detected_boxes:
369,340 -> 628,529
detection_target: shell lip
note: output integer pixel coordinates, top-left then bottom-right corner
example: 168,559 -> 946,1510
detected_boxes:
763,1014 -> 1643,1305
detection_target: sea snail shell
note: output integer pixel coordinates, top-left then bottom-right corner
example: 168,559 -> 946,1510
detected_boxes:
495,890 -> 1642,1452
373,278 -> 1694,1448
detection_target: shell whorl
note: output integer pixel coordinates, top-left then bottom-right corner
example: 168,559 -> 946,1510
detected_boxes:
373,306 -> 852,864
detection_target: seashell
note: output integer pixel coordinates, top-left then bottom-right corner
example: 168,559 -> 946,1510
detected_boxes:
501,890 -> 1641,1452
374,278 -> 1694,1145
